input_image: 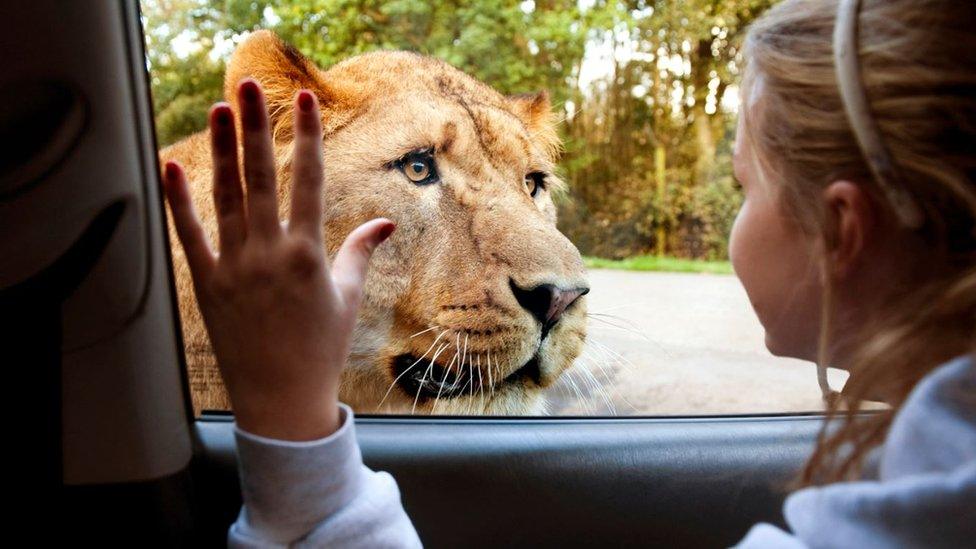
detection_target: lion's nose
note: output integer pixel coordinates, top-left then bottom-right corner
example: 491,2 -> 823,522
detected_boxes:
509,280 -> 589,332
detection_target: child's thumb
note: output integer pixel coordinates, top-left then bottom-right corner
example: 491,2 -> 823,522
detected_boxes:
332,218 -> 396,308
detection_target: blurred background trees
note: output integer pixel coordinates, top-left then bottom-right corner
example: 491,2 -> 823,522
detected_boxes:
143,0 -> 776,260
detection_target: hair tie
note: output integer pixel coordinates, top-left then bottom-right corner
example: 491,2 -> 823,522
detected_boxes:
834,0 -> 924,228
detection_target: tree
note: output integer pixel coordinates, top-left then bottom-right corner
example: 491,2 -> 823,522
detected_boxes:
558,0 -> 773,259
143,0 -> 587,145
142,0 -> 778,259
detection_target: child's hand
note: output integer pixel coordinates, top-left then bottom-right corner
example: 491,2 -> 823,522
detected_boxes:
163,80 -> 395,441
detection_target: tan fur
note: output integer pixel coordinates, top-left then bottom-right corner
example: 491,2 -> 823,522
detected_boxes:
161,31 -> 588,415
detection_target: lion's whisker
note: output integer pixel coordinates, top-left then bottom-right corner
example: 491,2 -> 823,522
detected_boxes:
460,333 -> 469,392
585,314 -> 653,342
580,362 -> 616,415
471,345 -> 486,413
409,326 -> 439,338
460,334 -> 481,413
590,339 -> 642,374
557,348 -> 608,415
587,367 -> 617,415
587,301 -> 656,314
573,370 -> 596,415
582,344 -> 622,383
587,311 -> 644,326
582,340 -> 640,413
455,335 -> 471,415
578,362 -> 616,415
376,329 -> 449,411
432,342 -> 461,413
465,347 -> 478,416
557,375 -> 572,404
585,314 -> 673,358
454,332 -> 464,393
486,350 -> 495,401
572,361 -> 605,407
582,338 -> 628,374
411,341 -> 451,415
462,335 -> 483,416
432,333 -> 464,414
562,369 -> 588,413
468,353 -> 480,415
581,340 -> 626,376
460,351 -> 476,412
476,353 -> 488,414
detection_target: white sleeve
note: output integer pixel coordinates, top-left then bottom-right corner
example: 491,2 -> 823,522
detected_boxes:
734,523 -> 808,549
739,357 -> 976,549
228,403 -> 422,548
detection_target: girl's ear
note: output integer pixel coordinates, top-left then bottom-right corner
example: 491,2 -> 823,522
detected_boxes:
822,180 -> 879,278
223,30 -> 362,141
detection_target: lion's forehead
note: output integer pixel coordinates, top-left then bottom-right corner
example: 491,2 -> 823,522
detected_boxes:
326,53 -> 541,168
328,51 -> 505,107
453,103 -> 535,174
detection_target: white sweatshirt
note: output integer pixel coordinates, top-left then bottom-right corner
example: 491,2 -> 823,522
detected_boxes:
228,356 -> 976,548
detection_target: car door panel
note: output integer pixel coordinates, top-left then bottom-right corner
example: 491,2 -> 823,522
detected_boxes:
193,415 -> 819,547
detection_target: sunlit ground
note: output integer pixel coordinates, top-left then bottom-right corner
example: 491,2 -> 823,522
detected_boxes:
546,269 -> 849,416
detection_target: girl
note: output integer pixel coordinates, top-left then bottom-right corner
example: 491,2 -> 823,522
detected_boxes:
162,0 -> 975,546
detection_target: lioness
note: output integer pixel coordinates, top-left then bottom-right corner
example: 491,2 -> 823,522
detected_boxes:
162,31 -> 589,415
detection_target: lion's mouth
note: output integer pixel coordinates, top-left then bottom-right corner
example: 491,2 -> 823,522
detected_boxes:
392,352 -> 541,402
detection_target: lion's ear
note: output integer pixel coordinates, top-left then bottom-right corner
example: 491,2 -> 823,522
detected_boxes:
508,91 -> 561,162
223,30 -> 360,141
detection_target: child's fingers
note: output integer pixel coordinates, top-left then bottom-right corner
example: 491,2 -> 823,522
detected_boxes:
238,79 -> 281,240
209,103 -> 246,257
288,90 -> 325,241
163,161 -> 215,282
332,219 -> 396,310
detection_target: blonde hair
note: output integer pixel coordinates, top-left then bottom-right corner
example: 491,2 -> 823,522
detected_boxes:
741,0 -> 976,485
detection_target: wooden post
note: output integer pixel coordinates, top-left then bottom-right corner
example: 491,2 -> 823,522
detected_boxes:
655,145 -> 666,257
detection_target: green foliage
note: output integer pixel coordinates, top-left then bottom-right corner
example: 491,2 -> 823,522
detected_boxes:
155,94 -> 213,145
144,0 -> 587,145
584,255 -> 733,275
558,0 -> 773,260
142,0 -> 776,260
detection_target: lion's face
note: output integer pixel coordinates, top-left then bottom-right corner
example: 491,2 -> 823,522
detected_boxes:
168,31 -> 589,415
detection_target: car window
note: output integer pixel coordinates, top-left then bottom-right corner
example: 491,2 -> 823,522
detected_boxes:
143,0 -> 846,417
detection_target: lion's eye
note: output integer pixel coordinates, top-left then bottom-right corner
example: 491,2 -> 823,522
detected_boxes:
393,149 -> 439,185
525,172 -> 546,198
406,160 -> 430,182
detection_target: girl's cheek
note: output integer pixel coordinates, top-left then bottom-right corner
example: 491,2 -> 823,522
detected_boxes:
729,198 -> 773,332
728,201 -> 750,282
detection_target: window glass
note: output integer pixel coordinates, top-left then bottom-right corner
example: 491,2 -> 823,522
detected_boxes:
143,0 -> 845,417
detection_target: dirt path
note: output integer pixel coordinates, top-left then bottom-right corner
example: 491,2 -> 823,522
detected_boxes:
545,269 -> 848,415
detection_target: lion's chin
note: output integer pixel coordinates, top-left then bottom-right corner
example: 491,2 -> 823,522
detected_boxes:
351,376 -> 549,416
425,387 -> 548,416
391,352 -> 543,403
